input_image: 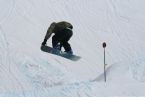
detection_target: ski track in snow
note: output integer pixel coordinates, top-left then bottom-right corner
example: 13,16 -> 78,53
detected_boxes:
0,0 -> 15,24
0,24 -> 30,97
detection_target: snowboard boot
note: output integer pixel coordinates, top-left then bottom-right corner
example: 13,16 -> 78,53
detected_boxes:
65,50 -> 73,54
53,43 -> 61,50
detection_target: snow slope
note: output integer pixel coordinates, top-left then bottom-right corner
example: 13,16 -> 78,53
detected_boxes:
1,0 -> 145,97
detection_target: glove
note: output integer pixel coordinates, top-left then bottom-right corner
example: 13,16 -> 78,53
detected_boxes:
41,39 -> 47,46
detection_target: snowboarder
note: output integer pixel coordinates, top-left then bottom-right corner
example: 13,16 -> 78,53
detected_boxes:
41,21 -> 73,54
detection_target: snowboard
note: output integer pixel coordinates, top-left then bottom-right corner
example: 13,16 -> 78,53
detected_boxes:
40,45 -> 81,61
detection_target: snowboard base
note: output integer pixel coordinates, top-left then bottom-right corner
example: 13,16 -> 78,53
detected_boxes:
41,45 -> 81,61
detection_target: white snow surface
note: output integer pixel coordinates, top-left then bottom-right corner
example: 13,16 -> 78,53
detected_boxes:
1,0 -> 145,97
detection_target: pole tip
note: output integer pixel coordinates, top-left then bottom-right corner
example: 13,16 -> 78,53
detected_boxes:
103,42 -> 106,48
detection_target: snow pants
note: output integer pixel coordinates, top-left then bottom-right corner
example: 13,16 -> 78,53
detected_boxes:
52,29 -> 73,52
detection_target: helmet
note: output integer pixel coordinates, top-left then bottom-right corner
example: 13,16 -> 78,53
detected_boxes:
68,25 -> 73,29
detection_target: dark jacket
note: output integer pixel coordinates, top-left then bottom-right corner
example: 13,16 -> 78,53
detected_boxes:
44,21 -> 73,40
